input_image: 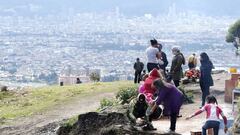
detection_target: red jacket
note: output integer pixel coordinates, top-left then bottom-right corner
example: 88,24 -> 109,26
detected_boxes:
143,68 -> 161,102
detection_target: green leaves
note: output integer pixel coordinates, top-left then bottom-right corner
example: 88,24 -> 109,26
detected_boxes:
226,19 -> 240,44
116,86 -> 138,105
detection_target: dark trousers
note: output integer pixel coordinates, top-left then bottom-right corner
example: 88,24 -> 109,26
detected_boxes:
147,63 -> 159,73
200,84 -> 210,107
134,70 -> 142,83
170,113 -> 177,131
188,63 -> 195,69
173,80 -> 180,87
202,121 -> 220,135
149,107 -> 162,122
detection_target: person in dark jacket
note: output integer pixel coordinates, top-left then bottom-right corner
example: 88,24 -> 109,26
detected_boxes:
158,43 -> 168,76
170,46 -> 185,87
134,58 -> 144,83
129,94 -> 162,130
199,52 -> 214,107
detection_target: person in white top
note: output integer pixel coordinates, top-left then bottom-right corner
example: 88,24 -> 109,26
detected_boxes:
146,39 -> 161,72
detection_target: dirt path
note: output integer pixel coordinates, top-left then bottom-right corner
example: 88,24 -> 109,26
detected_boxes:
153,73 -> 235,135
0,92 -> 116,135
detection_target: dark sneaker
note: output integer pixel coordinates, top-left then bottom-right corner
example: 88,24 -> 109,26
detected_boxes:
142,124 -> 157,131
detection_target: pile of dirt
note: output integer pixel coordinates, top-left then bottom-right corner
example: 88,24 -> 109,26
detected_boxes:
57,105 -> 168,135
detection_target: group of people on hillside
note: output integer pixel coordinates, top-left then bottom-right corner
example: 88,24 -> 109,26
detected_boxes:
131,39 -> 228,134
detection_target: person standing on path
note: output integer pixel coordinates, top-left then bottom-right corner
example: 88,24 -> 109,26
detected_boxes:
199,52 -> 214,107
134,58 -> 144,83
150,79 -> 183,133
146,39 -> 161,72
170,46 -> 185,87
158,43 -> 168,76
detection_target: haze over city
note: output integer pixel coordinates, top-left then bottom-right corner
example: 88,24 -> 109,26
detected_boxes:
0,0 -> 239,87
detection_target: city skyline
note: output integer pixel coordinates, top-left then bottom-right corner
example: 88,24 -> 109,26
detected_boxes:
0,3 -> 239,87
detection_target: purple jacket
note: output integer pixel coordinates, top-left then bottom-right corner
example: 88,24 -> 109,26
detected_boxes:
156,85 -> 183,114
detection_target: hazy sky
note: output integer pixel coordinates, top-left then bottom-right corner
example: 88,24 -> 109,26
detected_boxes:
0,0 -> 239,16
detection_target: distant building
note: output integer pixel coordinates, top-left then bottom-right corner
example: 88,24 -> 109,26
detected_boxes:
58,67 -> 101,85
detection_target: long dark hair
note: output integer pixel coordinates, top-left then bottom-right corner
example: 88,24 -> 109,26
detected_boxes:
206,95 -> 218,105
200,52 -> 213,67
200,52 -> 211,63
153,79 -> 171,90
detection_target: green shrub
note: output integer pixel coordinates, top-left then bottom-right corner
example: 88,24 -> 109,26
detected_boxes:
116,86 -> 138,105
178,85 -> 194,104
98,98 -> 117,111
63,115 -> 78,127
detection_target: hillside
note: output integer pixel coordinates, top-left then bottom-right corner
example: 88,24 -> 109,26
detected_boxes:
0,73 -> 239,135
0,81 -> 136,134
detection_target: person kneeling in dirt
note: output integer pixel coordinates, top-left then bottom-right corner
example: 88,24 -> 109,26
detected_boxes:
129,94 -> 162,130
150,79 -> 183,133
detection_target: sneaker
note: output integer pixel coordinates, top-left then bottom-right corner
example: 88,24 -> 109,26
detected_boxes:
142,124 -> 157,131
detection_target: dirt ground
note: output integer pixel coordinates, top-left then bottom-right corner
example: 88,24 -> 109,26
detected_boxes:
152,73 -> 236,135
0,72 -> 237,135
0,92 -> 116,135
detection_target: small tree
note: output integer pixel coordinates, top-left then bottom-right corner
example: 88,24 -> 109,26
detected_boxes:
90,72 -> 100,82
226,19 -> 240,54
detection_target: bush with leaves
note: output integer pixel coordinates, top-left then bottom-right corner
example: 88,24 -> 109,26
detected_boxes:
116,86 -> 138,105
178,85 -> 194,104
90,72 -> 100,82
98,98 -> 118,111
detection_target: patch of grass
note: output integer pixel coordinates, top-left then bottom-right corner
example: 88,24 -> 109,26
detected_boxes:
63,115 -> 78,127
0,91 -> 14,100
0,81 -> 134,121
178,85 -> 194,104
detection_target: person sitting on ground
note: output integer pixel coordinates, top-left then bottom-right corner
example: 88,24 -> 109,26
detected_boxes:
76,78 -> 82,84
186,95 -> 228,135
149,79 -> 183,133
129,94 -> 162,130
188,53 -> 197,70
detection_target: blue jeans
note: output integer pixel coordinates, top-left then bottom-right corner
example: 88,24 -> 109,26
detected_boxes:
202,121 -> 220,135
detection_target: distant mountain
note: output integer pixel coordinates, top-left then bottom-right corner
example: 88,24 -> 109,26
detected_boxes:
0,0 -> 239,17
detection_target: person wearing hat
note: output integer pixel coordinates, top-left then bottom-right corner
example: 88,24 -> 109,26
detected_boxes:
146,39 -> 161,72
170,46 -> 185,87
